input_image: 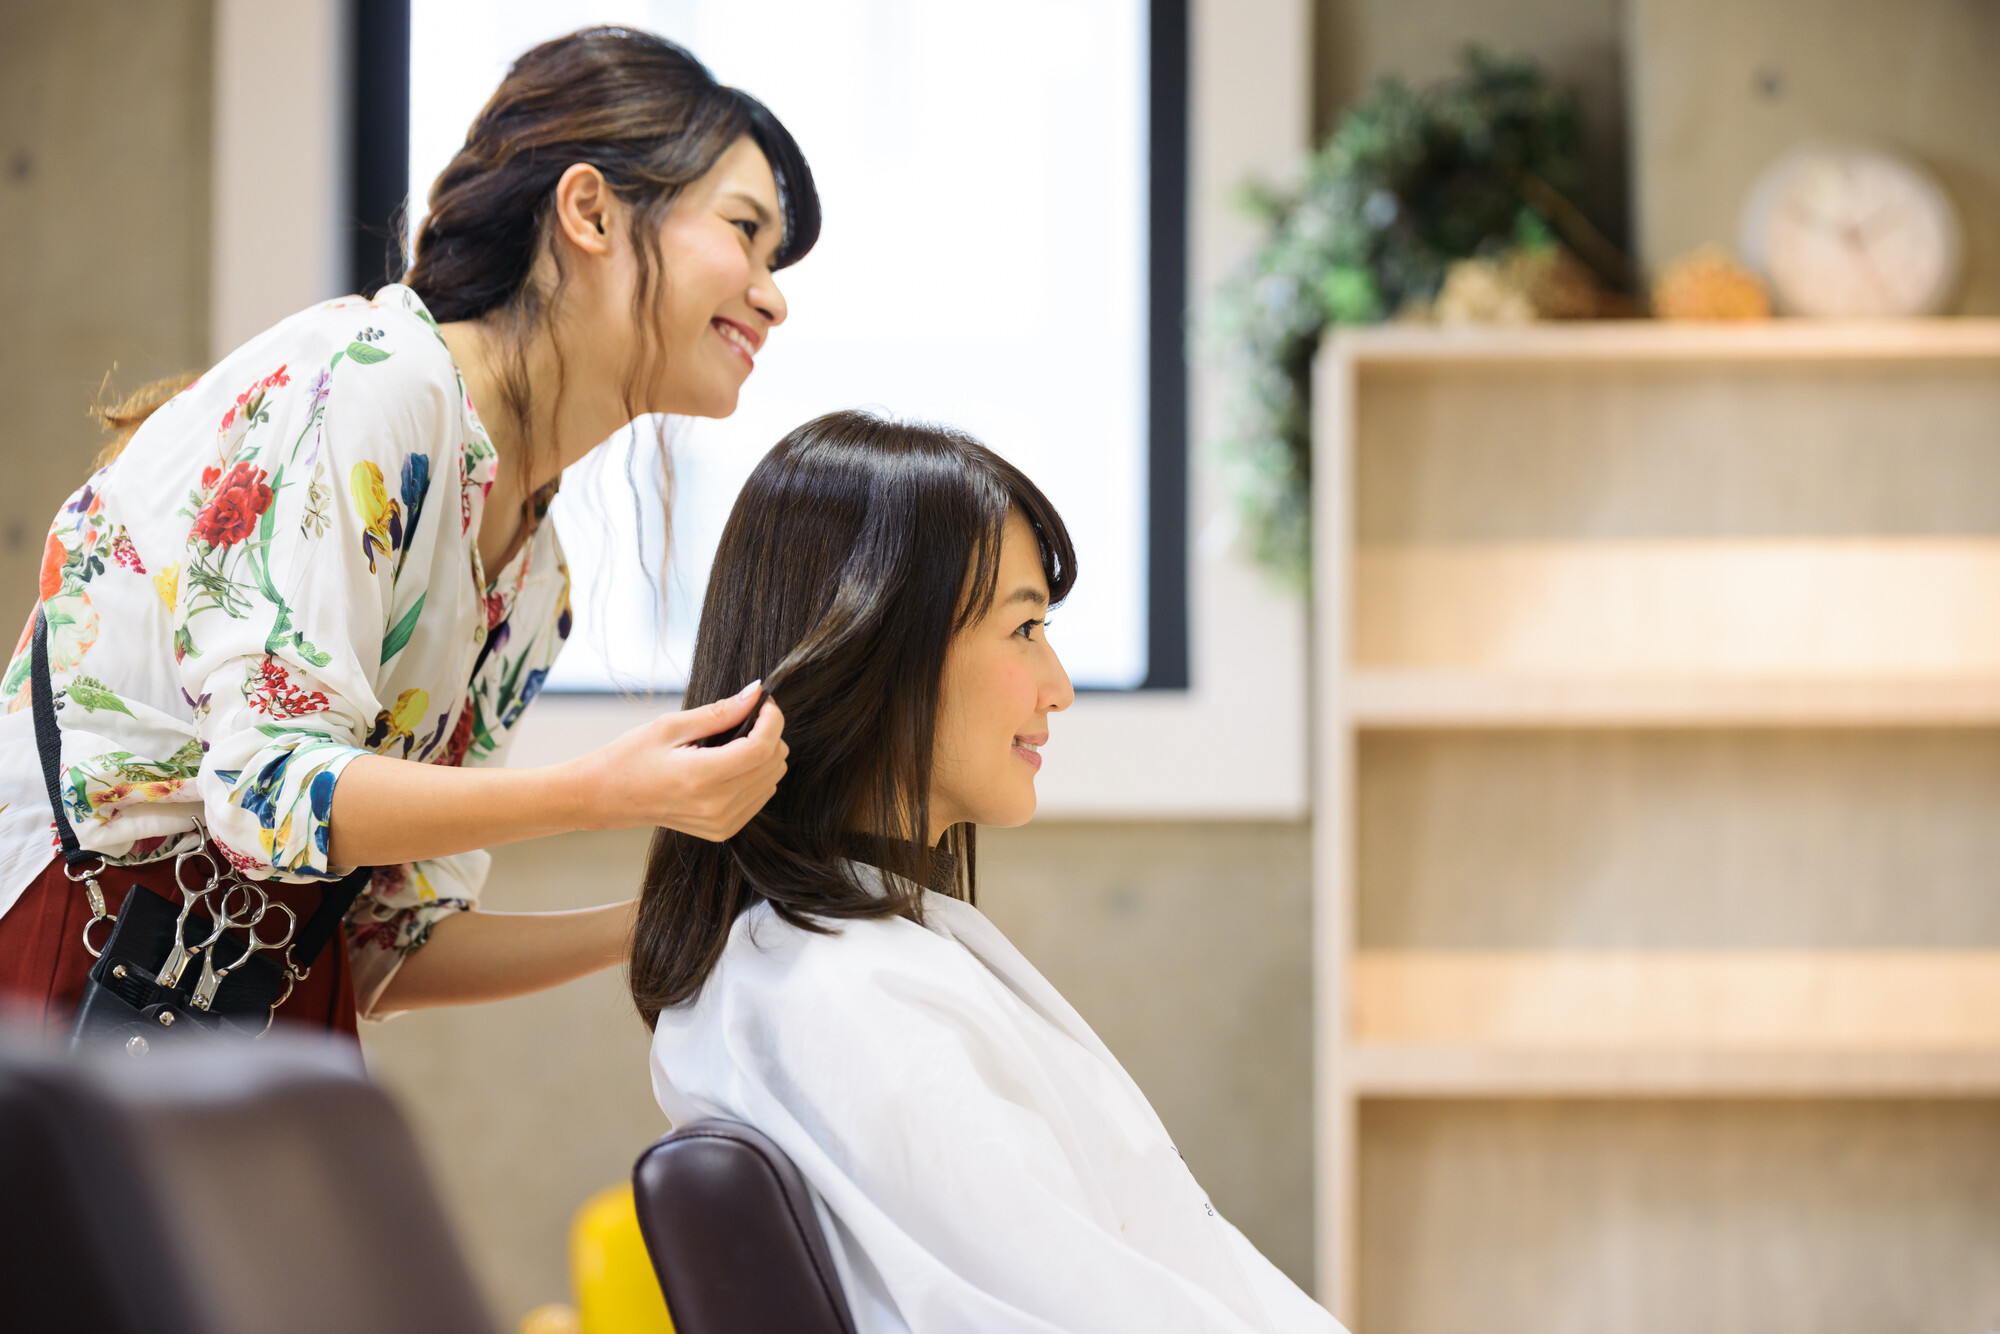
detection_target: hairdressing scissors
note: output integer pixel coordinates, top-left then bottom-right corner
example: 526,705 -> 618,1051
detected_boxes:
155,847 -> 223,990
189,885 -> 296,1012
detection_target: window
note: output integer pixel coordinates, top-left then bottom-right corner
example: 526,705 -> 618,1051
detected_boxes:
388,0 -> 1186,690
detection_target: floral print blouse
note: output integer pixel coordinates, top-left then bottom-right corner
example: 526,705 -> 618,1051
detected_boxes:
0,285 -> 571,1015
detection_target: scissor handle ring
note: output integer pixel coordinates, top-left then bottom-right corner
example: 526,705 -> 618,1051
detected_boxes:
173,847 -> 221,897
245,900 -> 298,955
191,882 -> 266,949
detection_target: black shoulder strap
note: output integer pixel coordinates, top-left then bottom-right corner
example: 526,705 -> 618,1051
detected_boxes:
291,865 -> 371,969
30,607 -> 369,967
29,607 -> 92,868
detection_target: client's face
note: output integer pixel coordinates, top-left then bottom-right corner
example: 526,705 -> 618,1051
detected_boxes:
930,510 -> 1075,841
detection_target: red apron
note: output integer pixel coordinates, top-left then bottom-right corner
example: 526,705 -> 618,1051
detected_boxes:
0,851 -> 359,1043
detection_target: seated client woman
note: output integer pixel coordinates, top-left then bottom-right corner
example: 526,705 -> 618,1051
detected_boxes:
636,410 -> 1342,1333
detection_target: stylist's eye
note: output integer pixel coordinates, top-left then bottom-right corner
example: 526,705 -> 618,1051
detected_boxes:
1015,618 -> 1044,640
733,218 -> 759,241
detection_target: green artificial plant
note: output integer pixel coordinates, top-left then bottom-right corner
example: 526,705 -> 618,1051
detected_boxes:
1208,48 -> 1594,588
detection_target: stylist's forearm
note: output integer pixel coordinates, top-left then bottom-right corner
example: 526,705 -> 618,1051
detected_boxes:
326,754 -> 586,867
325,688 -> 784,868
374,900 -> 636,1010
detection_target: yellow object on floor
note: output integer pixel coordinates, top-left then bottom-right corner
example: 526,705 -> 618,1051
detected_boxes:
570,1183 -> 675,1334
519,1304 -> 581,1334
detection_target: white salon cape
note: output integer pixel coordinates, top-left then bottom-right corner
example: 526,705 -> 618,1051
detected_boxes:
648,866 -> 1345,1333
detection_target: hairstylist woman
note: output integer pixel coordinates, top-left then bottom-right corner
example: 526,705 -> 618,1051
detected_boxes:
0,28 -> 806,1037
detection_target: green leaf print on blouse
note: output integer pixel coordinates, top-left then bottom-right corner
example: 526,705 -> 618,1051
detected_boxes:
381,591 -> 426,666
329,325 -> 393,372
67,676 -> 134,717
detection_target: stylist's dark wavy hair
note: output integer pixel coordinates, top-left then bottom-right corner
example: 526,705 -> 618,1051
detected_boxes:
402,26 -> 819,511
629,410 -> 1076,1024
91,27 -> 819,486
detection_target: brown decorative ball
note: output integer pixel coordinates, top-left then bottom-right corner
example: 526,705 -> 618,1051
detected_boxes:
1651,245 -> 1772,320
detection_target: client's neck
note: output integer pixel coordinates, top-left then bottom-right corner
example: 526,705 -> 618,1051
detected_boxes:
839,831 -> 958,895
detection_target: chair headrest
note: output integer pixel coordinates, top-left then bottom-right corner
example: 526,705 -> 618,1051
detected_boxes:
631,1119 -> 858,1334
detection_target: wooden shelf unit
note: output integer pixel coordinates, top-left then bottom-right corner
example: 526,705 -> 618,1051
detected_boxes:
1343,1043 -> 2000,1097
1348,670 -> 2000,726
1310,321 -> 2000,1326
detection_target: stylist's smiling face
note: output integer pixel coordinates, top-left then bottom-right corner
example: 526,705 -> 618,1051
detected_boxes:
931,509 -> 1075,839
650,135 -> 790,418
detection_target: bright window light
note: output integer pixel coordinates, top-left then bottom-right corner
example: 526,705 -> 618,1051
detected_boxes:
409,0 -> 1150,690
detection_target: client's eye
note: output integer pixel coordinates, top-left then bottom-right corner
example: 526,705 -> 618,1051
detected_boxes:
1015,618 -> 1045,641
733,217 -> 759,241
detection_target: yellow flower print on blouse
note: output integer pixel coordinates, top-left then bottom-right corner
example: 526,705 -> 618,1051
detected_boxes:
350,460 -> 403,574
367,686 -> 430,757
152,562 -> 179,615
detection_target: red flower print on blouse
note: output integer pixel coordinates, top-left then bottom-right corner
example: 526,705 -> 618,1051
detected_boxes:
212,838 -> 263,876
440,703 -> 476,767
191,462 -> 274,548
109,532 -> 145,574
217,365 -> 291,435
247,656 -> 330,719
38,534 -> 64,600
200,465 -> 222,491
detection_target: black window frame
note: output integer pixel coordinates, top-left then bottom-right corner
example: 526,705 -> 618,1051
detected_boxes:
348,0 -> 1189,690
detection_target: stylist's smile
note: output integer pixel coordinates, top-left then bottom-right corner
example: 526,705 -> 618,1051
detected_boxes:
713,317 -> 761,367
1013,732 -> 1045,770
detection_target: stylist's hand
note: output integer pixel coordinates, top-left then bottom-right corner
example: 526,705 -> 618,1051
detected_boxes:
570,680 -> 788,840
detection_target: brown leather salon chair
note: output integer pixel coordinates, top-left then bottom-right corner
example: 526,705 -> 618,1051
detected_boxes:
0,1027 -> 495,1334
632,1119 -> 858,1334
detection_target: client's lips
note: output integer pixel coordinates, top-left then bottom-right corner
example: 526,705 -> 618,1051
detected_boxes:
1012,733 -> 1046,771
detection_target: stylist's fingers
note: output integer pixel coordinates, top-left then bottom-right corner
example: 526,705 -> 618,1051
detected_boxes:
703,697 -> 787,772
743,696 -> 787,760
655,679 -> 762,746
680,704 -> 788,840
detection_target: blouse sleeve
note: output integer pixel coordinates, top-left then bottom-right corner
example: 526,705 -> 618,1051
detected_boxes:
659,924 -> 1342,1334
179,325 -> 457,883
342,721 -> 523,1018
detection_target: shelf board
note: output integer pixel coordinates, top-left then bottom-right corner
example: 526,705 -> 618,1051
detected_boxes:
1352,950 -> 2000,1051
1346,670 -> 2000,727
1343,1044 -> 2000,1096
1326,318 -> 2000,366
1354,540 -> 2000,681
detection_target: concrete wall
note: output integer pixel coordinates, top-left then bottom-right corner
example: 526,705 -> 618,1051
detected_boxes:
0,0 -> 213,624
363,820 -> 1315,1321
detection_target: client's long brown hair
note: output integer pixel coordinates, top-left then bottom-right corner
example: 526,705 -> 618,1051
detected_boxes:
629,410 -> 1076,1024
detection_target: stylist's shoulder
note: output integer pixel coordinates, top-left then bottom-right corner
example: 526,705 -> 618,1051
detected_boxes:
317,287 -> 466,466
306,290 -> 467,566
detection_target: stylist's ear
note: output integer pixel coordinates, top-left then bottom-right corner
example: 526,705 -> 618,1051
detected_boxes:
552,162 -> 617,257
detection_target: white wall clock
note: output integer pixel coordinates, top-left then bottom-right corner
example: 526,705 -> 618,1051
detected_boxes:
1739,144 -> 1962,317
